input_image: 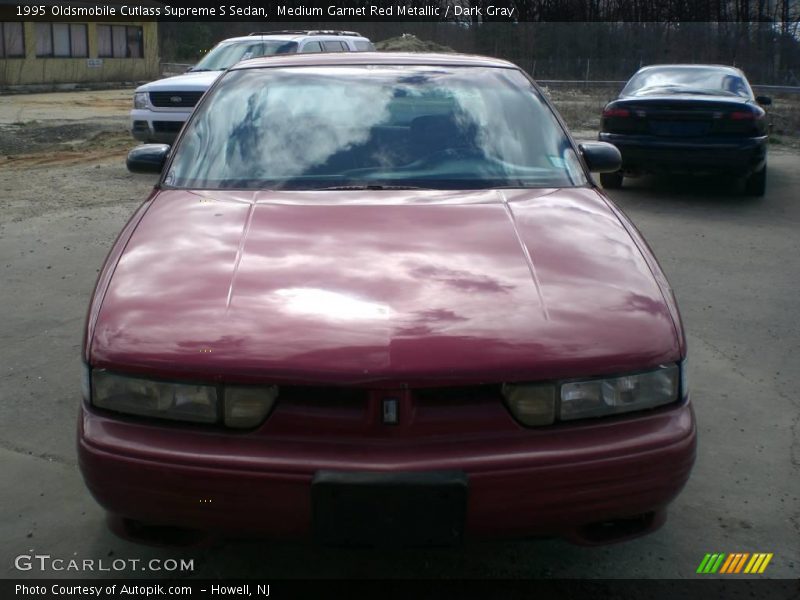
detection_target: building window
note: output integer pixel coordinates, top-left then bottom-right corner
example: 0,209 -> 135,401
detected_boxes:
0,22 -> 25,58
97,25 -> 143,58
35,23 -> 88,57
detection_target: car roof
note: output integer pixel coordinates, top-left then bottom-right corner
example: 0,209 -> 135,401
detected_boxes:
232,52 -> 518,70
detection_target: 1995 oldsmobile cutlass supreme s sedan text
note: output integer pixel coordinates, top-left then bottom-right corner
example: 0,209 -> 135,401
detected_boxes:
79,53 -> 696,546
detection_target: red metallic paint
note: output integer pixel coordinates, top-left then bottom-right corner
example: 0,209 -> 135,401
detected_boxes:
79,186 -> 693,544
87,188 -> 681,385
79,400 -> 695,541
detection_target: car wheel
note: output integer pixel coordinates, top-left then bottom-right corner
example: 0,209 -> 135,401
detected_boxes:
744,165 -> 766,197
600,171 -> 623,189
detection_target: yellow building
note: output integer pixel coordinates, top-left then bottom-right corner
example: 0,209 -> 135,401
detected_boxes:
0,13 -> 159,88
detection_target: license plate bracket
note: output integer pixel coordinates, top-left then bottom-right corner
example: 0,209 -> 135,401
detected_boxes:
650,120 -> 710,137
312,470 -> 468,547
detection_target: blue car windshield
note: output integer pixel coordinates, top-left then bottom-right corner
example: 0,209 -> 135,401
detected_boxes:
165,65 -> 587,190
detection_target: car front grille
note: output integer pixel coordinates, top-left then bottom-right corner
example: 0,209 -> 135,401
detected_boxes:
266,384 -> 510,437
149,92 -> 204,108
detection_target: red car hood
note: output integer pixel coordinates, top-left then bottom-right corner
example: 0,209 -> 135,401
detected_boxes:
89,188 -> 681,385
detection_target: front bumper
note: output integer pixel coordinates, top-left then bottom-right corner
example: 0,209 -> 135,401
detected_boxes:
78,400 -> 696,545
599,132 -> 767,176
130,108 -> 191,143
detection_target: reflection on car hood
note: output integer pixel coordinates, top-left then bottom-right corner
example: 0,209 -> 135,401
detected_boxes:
90,188 -> 680,385
135,71 -> 221,93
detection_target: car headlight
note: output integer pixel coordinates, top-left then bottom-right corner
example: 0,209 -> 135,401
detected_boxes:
560,364 -> 679,421
133,92 -> 149,109
92,370 -> 218,423
224,385 -> 279,428
504,364 -> 680,426
90,370 -> 279,428
680,356 -> 689,399
502,382 -> 556,426
81,363 -> 91,403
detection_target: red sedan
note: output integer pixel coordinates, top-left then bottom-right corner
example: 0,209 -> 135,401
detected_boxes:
79,53 -> 695,546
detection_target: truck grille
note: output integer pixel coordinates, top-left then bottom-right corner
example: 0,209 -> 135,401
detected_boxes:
149,92 -> 203,108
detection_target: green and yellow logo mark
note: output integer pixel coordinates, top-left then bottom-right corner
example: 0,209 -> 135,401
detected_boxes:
697,553 -> 773,574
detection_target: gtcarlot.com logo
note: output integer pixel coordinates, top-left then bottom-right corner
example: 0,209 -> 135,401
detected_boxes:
14,554 -> 194,573
696,552 -> 773,574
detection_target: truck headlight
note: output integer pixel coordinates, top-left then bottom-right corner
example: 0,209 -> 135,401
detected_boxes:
92,370 -> 218,423
560,364 -> 679,421
133,92 -> 149,109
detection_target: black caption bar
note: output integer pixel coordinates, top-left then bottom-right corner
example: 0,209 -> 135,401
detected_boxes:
0,0 -> 790,22
4,579 -> 800,600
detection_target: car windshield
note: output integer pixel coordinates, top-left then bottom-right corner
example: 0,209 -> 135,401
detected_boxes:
621,67 -> 753,98
165,65 -> 587,190
190,40 -> 298,71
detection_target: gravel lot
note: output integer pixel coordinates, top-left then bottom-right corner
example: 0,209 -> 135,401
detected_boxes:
0,89 -> 798,581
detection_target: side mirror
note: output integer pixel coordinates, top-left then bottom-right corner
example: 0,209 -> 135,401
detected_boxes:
127,144 -> 170,174
579,142 -> 621,173
756,95 -> 772,106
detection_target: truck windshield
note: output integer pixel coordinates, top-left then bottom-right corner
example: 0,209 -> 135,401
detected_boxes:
190,40 -> 298,71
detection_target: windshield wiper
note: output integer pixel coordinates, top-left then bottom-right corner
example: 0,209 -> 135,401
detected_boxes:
316,184 -> 432,191
672,89 -> 731,96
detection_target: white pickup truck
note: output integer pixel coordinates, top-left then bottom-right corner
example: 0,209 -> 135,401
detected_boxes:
131,30 -> 374,143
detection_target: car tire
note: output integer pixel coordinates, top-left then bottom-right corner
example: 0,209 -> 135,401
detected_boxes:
600,171 -> 623,189
744,165 -> 766,197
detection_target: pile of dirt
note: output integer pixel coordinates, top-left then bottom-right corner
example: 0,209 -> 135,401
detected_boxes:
374,34 -> 455,53
0,118 -> 133,171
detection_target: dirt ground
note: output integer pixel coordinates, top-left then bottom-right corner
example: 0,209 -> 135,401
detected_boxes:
0,90 -> 132,179
0,89 -> 131,125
